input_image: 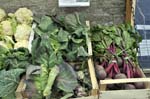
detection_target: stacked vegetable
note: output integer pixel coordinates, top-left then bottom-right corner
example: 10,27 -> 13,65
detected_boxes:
0,7 -> 145,99
0,8 -> 92,99
91,24 -> 144,90
24,13 -> 92,99
0,8 -> 33,99
0,7 -> 33,49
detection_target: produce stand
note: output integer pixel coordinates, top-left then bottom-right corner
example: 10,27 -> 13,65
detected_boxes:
1,0 -> 149,98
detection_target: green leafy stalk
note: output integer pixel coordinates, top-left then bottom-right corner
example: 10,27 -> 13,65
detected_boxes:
34,64 -> 48,93
43,66 -> 60,96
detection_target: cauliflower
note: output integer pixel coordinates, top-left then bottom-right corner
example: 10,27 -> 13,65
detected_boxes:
14,24 -> 32,41
14,40 -> 29,49
15,8 -> 33,24
0,8 -> 6,22
1,20 -> 13,36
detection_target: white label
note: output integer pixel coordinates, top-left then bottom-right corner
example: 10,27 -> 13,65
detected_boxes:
59,0 -> 90,7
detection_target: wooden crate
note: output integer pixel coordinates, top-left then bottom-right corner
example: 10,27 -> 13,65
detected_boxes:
99,67 -> 150,99
15,21 -> 99,99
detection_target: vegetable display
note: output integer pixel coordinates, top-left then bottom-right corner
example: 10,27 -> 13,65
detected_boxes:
0,7 -> 33,49
91,24 -> 143,90
0,7 -> 145,99
29,14 -> 92,99
0,8 -> 33,99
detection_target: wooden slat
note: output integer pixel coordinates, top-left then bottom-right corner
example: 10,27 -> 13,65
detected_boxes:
125,0 -> 136,26
131,0 -> 136,26
125,0 -> 132,23
100,89 -> 150,99
70,95 -> 98,99
15,77 -> 26,99
100,78 -> 150,85
86,21 -> 99,95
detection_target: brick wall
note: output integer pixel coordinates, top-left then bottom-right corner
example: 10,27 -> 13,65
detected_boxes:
0,0 -> 125,25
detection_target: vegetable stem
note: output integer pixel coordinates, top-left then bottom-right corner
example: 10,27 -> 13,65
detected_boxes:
43,66 -> 59,96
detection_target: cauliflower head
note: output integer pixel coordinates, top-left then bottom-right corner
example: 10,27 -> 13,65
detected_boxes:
14,24 -> 32,42
1,20 -> 13,36
15,8 -> 33,24
14,40 -> 29,49
0,8 -> 6,22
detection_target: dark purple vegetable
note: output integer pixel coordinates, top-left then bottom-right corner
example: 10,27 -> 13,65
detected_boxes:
96,69 -> 107,80
133,67 -> 142,78
123,57 -> 134,78
114,73 -> 126,89
125,84 -> 136,90
105,78 -> 116,90
114,73 -> 127,79
95,65 -> 104,71
134,82 -> 145,89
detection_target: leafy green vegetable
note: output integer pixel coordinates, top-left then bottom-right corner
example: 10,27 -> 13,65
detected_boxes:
0,69 -> 24,97
56,62 -> 78,93
2,47 -> 31,69
0,35 -> 14,49
77,46 -> 88,57
38,16 -> 53,31
43,66 -> 59,96
34,64 -> 48,93
31,13 -> 90,98
2,93 -> 16,99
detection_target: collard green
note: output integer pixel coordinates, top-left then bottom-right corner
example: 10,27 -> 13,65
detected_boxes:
56,62 -> 78,93
0,69 -> 24,97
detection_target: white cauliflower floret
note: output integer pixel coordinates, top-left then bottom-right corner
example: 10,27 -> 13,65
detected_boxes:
0,8 -> 6,22
15,8 -> 33,24
14,24 -> 32,42
1,20 -> 13,36
14,40 -> 29,49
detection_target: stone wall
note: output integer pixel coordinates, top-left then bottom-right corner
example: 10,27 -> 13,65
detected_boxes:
0,0 -> 125,25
